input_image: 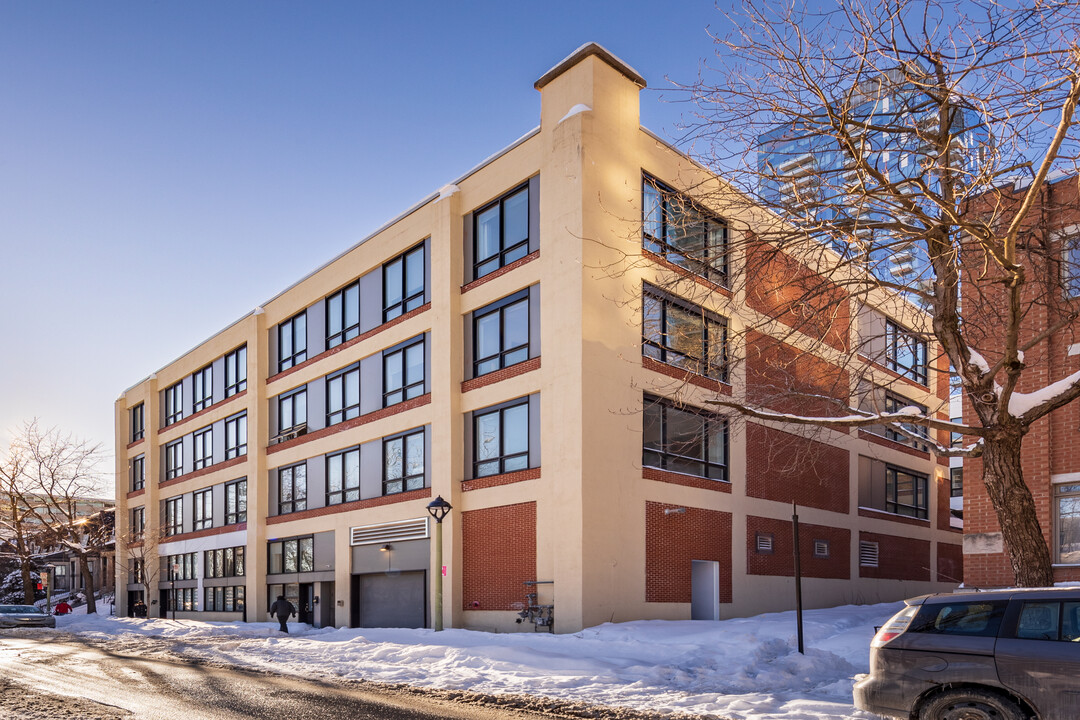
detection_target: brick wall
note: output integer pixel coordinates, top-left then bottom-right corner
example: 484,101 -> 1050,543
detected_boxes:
745,422 -> 850,513
858,530 -> 930,581
936,542 -> 964,583
746,515 -> 850,579
746,331 -> 849,416
461,502 -> 536,611
645,502 -> 732,603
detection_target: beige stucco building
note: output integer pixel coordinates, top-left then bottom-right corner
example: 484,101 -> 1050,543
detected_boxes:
114,44 -> 960,633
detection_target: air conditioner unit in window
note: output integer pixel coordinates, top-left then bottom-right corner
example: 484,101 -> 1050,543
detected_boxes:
272,423 -> 308,445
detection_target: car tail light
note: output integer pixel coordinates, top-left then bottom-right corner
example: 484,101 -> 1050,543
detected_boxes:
871,604 -> 919,648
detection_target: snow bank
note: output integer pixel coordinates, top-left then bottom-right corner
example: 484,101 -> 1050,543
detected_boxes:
55,602 -> 901,719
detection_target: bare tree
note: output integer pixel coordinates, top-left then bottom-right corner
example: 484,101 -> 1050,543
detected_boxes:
122,517 -> 163,617
655,0 -> 1080,585
0,433 -> 53,604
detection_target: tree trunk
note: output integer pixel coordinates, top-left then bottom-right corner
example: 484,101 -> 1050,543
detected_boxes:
80,556 -> 97,614
982,434 -> 1055,586
19,557 -> 34,605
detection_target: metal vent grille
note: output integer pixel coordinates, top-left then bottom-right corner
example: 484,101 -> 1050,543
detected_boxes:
755,533 -> 774,553
350,517 -> 429,546
859,540 -> 880,567
813,539 -> 830,558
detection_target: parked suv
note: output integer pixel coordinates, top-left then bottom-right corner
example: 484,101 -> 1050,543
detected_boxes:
853,588 -> 1080,719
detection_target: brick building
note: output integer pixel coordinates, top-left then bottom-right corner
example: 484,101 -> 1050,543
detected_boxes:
962,173 -> 1080,587
114,43 -> 960,633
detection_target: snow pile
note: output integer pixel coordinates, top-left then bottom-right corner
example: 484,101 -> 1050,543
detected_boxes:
54,602 -> 900,719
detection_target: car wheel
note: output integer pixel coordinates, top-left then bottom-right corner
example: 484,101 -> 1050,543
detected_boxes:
919,688 -> 1025,720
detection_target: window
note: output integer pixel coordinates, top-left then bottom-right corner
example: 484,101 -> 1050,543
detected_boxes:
193,488 -> 213,531
326,448 -> 360,505
384,337 -> 425,406
205,586 -> 246,612
167,588 -> 196,612
131,455 -> 145,491
165,553 -> 197,580
474,184 -> 529,279
642,287 -> 728,381
950,467 -> 963,497
858,540 -> 879,567
643,396 -> 728,481
192,364 -> 213,413
384,430 -> 424,495
131,506 -> 145,541
164,382 -> 183,426
278,312 -> 307,372
886,465 -> 928,519
225,479 -> 246,525
327,364 -> 360,425
755,533 -> 774,554
813,539 -> 830,558
384,243 -> 425,321
225,345 -> 247,397
279,463 -> 308,515
1056,483 -> 1080,564
473,291 -> 529,377
909,601 -> 1008,637
131,558 -> 144,585
1063,231 -> 1080,297
474,401 -> 529,477
1015,601 -> 1080,641
165,440 -> 183,481
883,393 -> 929,451
225,413 -> 247,459
885,320 -> 928,385
204,547 -> 245,578
193,426 -> 213,470
643,175 -> 728,285
164,497 -> 183,537
131,403 -> 144,442
326,281 -> 360,348
267,536 -> 314,574
278,387 -> 307,433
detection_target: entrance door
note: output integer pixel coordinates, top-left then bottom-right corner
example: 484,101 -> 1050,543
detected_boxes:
127,590 -> 144,617
355,571 -> 426,628
298,583 -> 314,624
691,560 -> 720,621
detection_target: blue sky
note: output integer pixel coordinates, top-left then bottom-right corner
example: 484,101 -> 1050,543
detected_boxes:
0,1 -> 723,456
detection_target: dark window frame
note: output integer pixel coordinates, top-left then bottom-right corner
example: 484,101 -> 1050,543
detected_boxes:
192,426 -> 213,471
278,312 -> 307,372
325,447 -> 360,506
642,286 -> 728,382
950,467 -> 964,498
131,506 -> 145,540
642,174 -> 729,286
473,183 -> 530,280
164,440 -> 184,481
642,396 -> 729,482
885,464 -> 929,519
267,535 -> 314,574
224,412 -> 247,459
164,383 -> 183,426
885,320 -> 928,385
204,546 -> 245,578
383,429 -> 425,496
225,478 -> 247,525
883,393 -> 930,451
383,242 -> 426,322
326,280 -> 361,349
192,364 -> 213,413
383,336 -> 425,407
277,386 -> 307,434
131,404 -> 145,442
205,585 -> 246,612
278,463 -> 308,515
225,345 -> 247,397
472,400 -> 530,478
472,290 -> 530,378
131,454 -> 145,491
326,363 -> 361,425
164,497 -> 183,537
165,552 -> 197,581
193,488 -> 213,531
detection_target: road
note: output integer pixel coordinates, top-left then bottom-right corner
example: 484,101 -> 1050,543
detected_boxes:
0,629 -> 669,720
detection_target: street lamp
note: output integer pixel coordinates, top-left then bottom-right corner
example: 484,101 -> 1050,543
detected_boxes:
171,563 -> 180,621
426,495 -> 452,631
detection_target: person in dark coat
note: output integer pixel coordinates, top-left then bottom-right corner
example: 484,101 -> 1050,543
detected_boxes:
269,595 -> 295,633
133,600 -> 147,618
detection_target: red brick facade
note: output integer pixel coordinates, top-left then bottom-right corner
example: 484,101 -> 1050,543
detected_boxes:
746,515 -> 850,579
745,423 -> 850,513
858,531 -> 930,581
461,502 -> 537,611
461,357 -> 541,393
645,502 -> 732,603
936,542 -> 963,583
746,331 -> 849,417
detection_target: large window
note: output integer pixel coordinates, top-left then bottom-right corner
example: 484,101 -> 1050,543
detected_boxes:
885,320 -> 928,385
643,396 -> 728,481
473,290 -> 529,378
643,175 -> 729,285
474,401 -> 529,477
327,364 -> 360,425
278,387 -> 307,433
192,364 -> 213,413
384,430 -> 424,495
886,465 -> 928,519
164,497 -> 183,537
164,382 -> 183,426
279,463 -> 307,515
384,243 -> 425,322
165,440 -> 183,481
326,447 -> 360,505
950,467 -> 964,497
474,184 -> 529,279
267,536 -> 314,574
225,479 -> 247,525
166,552 -> 197,581
205,547 -> 245,578
224,413 -> 247,459
193,426 -> 213,470
883,394 -> 929,451
225,345 -> 247,397
193,488 -> 213,531
205,586 -> 246,613
1056,483 -> 1080,564
642,287 -> 727,381
384,337 -> 425,407
131,403 -> 144,442
131,506 -> 145,541
278,312 -> 307,372
167,588 -> 196,612
326,281 -> 360,348
1063,231 -> 1080,297
131,455 -> 145,491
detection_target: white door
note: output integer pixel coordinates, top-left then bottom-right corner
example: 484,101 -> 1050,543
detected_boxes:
691,560 -> 720,620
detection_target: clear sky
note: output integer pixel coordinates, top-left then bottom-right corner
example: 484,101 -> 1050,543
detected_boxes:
0,1 -> 724,459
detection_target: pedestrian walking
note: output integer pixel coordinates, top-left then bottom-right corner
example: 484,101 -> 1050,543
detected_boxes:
54,600 -> 72,615
269,594 -> 295,633
133,600 -> 147,618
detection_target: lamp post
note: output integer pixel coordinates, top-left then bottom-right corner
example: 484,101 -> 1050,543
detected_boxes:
171,563 -> 180,621
426,495 -> 452,631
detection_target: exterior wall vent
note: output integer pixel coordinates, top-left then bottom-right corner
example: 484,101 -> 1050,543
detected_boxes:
813,539 -> 830,558
350,517 -> 429,546
755,532 -> 774,554
859,540 -> 880,567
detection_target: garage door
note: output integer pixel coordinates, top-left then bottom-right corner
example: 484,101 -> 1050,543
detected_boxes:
357,571 -> 426,628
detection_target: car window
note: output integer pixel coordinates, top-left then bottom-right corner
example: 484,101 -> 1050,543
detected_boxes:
1064,602 -> 1080,642
1016,602 -> 1061,641
909,601 -> 1008,637
0,605 -> 41,614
